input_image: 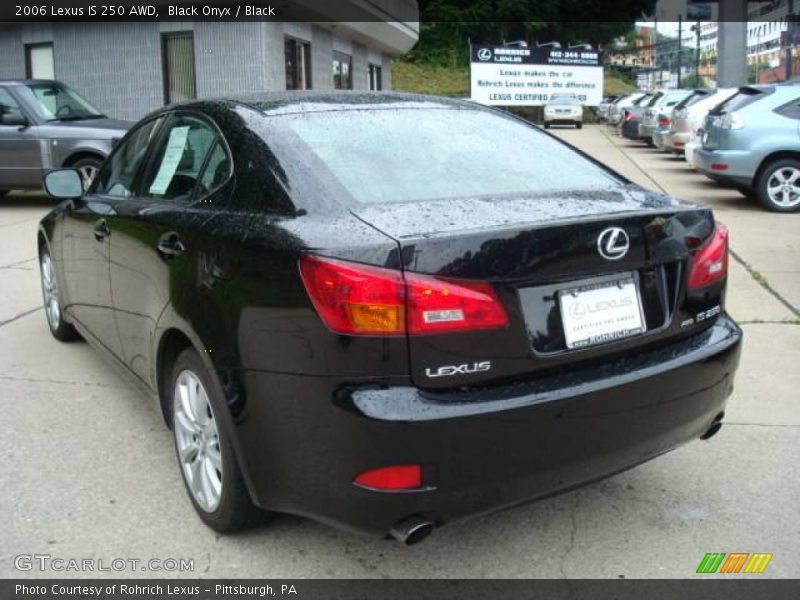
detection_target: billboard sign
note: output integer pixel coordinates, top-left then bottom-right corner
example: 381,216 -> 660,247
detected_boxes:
469,45 -> 604,106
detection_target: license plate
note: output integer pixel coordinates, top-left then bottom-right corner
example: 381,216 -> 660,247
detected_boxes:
558,277 -> 646,349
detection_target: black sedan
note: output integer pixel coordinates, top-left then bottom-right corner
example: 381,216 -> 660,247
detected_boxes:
38,92 -> 741,544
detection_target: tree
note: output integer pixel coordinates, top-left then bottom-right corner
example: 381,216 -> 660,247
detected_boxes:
411,0 -> 659,66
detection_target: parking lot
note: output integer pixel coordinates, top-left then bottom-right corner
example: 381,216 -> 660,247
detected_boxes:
1,123 -> 798,579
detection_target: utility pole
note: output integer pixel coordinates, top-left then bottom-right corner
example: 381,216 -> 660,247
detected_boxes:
677,14 -> 683,88
694,21 -> 701,87
788,0 -> 796,82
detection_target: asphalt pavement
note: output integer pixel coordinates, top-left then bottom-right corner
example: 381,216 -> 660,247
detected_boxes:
1,125 -> 798,578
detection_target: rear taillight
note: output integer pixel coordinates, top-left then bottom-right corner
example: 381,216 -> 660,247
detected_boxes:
299,255 -> 509,336
658,116 -> 671,128
688,224 -> 729,290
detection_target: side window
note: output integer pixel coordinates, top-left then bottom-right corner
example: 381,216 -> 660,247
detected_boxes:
774,99 -> 800,120
93,118 -> 163,197
0,87 -> 21,115
140,115 -> 229,203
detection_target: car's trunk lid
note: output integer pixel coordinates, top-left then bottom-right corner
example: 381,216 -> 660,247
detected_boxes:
351,186 -> 716,389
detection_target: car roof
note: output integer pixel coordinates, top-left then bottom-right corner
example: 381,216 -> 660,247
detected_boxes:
164,91 -> 477,118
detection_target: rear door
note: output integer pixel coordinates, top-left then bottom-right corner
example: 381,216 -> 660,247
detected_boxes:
107,112 -> 231,384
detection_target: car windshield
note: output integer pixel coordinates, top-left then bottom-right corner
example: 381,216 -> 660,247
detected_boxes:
16,82 -> 105,121
274,108 -> 618,205
548,97 -> 580,105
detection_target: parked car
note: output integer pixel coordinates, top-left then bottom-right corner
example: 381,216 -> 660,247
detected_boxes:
694,84 -> 800,212
607,92 -> 646,126
597,95 -> 621,121
543,95 -> 583,128
38,92 -> 741,542
620,93 -> 656,140
638,89 -> 693,145
0,79 -> 132,196
665,88 -> 738,156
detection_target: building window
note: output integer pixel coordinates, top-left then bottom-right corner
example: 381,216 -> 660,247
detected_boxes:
161,32 -> 196,104
285,37 -> 312,90
25,43 -> 54,79
368,63 -> 382,90
333,51 -> 352,89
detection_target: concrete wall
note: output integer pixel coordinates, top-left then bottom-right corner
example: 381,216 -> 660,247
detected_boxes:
0,21 -> 406,121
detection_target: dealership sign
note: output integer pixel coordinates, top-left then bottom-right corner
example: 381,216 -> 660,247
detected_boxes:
470,45 -> 604,106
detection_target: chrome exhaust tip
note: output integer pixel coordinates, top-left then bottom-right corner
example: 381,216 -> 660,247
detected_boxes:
389,515 -> 433,545
701,412 -> 725,440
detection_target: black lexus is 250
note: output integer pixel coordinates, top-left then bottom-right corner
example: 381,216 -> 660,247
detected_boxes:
38,92 -> 741,544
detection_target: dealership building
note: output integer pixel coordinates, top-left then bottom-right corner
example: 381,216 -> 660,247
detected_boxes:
0,2 -> 419,120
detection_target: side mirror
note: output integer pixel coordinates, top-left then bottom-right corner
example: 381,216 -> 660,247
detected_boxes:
0,110 -> 29,127
43,169 -> 84,199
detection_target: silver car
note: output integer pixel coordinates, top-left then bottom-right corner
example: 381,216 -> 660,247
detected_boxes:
694,84 -> 800,212
543,95 -> 583,129
0,79 -> 132,195
638,89 -> 693,145
665,88 -> 738,155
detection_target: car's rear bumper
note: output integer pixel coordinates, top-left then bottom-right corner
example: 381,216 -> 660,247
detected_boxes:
235,316 -> 742,536
639,123 -> 656,139
694,147 -> 755,187
621,120 -> 642,139
665,131 -> 690,151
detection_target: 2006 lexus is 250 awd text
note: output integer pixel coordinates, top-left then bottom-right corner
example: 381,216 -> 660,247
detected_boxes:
37,92 -> 741,544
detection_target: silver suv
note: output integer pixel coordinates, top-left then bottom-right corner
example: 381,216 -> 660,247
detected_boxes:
694,84 -> 800,212
0,79 -> 132,196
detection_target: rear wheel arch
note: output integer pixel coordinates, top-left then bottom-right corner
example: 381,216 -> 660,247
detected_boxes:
752,151 -> 800,188
62,150 -> 106,168
156,328 -> 195,428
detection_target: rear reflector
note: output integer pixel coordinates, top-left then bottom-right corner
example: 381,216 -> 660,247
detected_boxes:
674,141 -> 685,147
688,224 -> 729,290
354,465 -> 422,490
658,117 -> 671,127
711,163 -> 729,171
299,255 -> 509,336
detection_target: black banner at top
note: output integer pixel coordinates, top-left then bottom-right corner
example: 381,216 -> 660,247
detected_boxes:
0,0 -> 420,23
470,44 -> 604,68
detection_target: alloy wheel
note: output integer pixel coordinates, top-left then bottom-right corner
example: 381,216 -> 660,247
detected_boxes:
173,370 -> 223,512
40,253 -> 60,330
77,164 -> 99,189
767,167 -> 800,209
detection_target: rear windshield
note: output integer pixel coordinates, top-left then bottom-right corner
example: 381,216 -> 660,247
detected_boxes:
676,90 -> 711,110
710,87 -> 771,115
277,108 -> 618,205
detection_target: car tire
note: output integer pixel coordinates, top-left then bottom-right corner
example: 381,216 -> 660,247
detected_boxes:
71,156 -> 104,190
39,246 -> 81,342
756,159 -> 800,213
0,190 -> 9,198
734,184 -> 755,198
544,123 -> 550,129
169,347 -> 259,533
576,122 -> 582,129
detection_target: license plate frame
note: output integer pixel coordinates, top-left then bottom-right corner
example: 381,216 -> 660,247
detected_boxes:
558,274 -> 647,350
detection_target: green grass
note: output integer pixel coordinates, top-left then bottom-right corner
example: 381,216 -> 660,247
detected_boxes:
392,60 -> 470,97
392,59 -> 639,99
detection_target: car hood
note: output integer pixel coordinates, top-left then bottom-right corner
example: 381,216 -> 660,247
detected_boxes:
42,117 -> 133,138
349,185 -> 693,240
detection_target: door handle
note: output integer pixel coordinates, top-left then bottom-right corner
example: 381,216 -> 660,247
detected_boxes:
93,219 -> 111,241
156,232 -> 186,258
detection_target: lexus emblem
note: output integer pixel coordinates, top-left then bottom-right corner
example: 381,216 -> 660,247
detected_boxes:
597,227 -> 630,260
477,48 -> 492,61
